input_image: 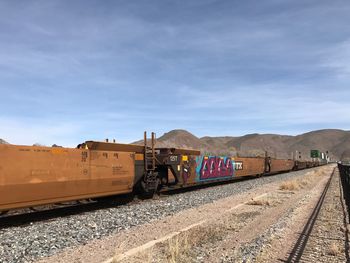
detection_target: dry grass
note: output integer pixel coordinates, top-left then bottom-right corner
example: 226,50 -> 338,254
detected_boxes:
315,170 -> 326,177
279,173 -> 315,191
133,248 -> 153,263
279,181 -> 299,191
305,166 -> 332,178
167,233 -> 189,263
305,170 -> 316,177
246,199 -> 270,206
298,178 -> 310,188
166,224 -> 222,263
167,236 -> 180,263
112,222 -> 225,263
328,242 -> 341,256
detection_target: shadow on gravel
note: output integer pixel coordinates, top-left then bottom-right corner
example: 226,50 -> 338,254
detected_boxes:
160,176 -> 250,196
161,169 -> 295,196
0,194 -> 134,229
280,168 -> 334,263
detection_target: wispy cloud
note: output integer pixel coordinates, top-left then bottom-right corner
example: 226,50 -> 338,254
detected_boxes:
0,0 -> 349,145
323,39 -> 350,78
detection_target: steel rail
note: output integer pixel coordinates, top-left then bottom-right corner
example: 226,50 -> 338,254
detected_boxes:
284,168 -> 334,262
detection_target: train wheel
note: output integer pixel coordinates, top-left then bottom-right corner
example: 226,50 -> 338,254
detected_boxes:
0,210 -> 9,216
138,172 -> 159,199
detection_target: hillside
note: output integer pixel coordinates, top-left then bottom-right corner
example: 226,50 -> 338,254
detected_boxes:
341,149 -> 350,162
145,129 -> 350,160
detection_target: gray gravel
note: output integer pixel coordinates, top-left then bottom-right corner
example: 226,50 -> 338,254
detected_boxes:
225,196 -> 308,263
0,168 -> 317,263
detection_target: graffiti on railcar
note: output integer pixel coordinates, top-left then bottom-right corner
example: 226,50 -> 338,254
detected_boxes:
195,156 -> 234,182
180,155 -> 197,184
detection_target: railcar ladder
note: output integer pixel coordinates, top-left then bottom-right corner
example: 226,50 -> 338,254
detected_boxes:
143,131 -> 158,190
144,131 -> 156,172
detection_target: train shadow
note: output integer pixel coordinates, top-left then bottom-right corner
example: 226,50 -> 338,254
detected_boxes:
160,176 -> 252,196
160,168 -> 302,196
0,194 -> 134,229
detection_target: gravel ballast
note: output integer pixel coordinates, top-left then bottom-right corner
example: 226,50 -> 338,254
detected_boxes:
0,168 -> 322,262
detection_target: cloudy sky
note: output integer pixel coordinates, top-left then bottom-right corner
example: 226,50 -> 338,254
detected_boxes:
0,0 -> 349,146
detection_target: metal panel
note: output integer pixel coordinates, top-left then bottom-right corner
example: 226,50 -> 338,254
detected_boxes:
0,144 -> 134,211
234,157 -> 265,177
270,159 -> 295,173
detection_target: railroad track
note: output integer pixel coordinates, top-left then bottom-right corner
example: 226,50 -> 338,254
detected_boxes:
285,167 -> 335,262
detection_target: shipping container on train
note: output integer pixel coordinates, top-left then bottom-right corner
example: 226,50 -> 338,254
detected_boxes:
269,158 -> 295,174
233,157 -> 266,177
0,143 -> 139,211
0,132 -> 324,213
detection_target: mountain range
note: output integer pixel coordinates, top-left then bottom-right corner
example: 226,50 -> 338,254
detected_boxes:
137,129 -> 350,161
2,129 -> 350,161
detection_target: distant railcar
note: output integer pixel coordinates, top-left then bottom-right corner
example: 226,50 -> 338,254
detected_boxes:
269,158 -> 295,174
294,160 -> 307,170
233,157 -> 266,177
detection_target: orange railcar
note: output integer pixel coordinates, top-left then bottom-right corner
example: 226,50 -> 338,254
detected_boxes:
269,158 -> 295,174
0,143 -> 137,211
234,157 -> 266,177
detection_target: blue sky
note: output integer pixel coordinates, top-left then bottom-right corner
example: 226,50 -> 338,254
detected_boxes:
0,0 -> 349,146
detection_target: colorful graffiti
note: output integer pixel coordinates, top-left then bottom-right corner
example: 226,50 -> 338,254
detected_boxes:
195,156 -> 234,181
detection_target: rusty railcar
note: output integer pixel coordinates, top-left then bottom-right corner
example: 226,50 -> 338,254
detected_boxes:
234,157 -> 266,177
155,154 -> 267,189
153,148 -> 200,188
155,154 -> 268,189
268,158 -> 295,174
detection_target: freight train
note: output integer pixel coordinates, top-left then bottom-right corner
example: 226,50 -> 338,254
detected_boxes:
0,132 -> 326,213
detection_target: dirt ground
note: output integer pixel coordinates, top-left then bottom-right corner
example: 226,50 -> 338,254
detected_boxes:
38,165 -> 337,263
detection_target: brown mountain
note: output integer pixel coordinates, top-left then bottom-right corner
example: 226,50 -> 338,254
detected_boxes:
147,129 -> 350,161
157,130 -> 207,150
341,149 -> 350,162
